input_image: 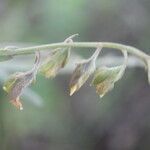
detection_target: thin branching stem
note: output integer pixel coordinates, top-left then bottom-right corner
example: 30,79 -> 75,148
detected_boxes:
1,40 -> 150,110
0,42 -> 149,63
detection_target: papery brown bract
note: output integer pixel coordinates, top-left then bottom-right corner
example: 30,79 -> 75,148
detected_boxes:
69,59 -> 96,95
69,47 -> 102,95
3,52 -> 40,110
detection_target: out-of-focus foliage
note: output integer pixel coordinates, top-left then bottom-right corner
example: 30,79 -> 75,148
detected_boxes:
0,0 -> 150,150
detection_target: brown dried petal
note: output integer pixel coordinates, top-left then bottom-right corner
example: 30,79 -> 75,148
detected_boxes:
69,47 -> 102,95
3,52 -> 40,110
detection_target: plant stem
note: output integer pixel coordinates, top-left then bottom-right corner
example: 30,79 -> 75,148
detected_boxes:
0,42 -> 149,62
89,47 -> 102,61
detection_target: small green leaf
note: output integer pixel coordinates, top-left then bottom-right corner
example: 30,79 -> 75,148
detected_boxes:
92,50 -> 128,97
3,52 -> 40,110
39,48 -> 70,78
69,47 -> 102,95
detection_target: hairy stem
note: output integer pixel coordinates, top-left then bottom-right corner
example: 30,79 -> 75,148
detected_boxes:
0,42 -> 149,62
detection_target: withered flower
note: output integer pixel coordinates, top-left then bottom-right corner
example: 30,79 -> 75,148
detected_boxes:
39,34 -> 78,78
3,52 -> 40,110
92,50 -> 128,97
39,48 -> 70,78
69,47 -> 102,95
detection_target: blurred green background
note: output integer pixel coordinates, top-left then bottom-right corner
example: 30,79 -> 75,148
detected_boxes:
0,0 -> 150,150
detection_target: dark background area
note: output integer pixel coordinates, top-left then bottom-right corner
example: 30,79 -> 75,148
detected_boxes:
0,0 -> 150,150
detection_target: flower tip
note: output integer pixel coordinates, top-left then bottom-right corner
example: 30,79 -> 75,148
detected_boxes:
20,106 -> 23,111
70,85 -> 77,96
3,86 -> 7,92
100,94 -> 105,98
10,97 -> 23,110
